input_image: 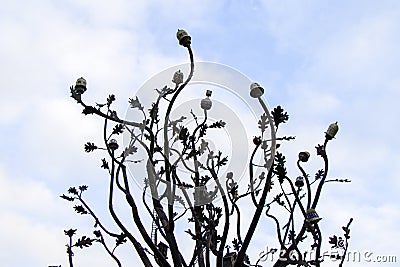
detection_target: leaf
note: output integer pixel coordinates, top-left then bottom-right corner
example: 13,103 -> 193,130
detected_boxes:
274,193 -> 285,206
329,235 -> 338,248
144,133 -> 151,141
169,116 -> 187,137
149,103 -> 159,123
123,145 -> 138,157
155,85 -> 171,97
281,136 -> 295,141
79,185 -> 88,192
186,149 -> 200,159
169,116 -> 187,126
110,110 -> 119,120
74,205 -> 88,215
84,142 -> 97,153
74,236 -> 95,249
209,120 -> 226,128
315,144 -> 326,157
258,113 -> 269,133
198,139 -> 208,155
112,124 -> 124,135
82,106 -> 96,115
315,169 -> 324,181
232,238 -> 242,251
101,158 -> 109,170
93,230 -> 102,238
95,102 -> 106,108
288,230 -> 296,240
274,152 -> 287,184
171,123 -> 180,137
68,187 -> 79,195
179,182 -> 193,189
129,96 -> 144,110
107,94 -> 116,107
216,153 -> 228,167
199,124 -> 208,138
271,106 -> 289,128
116,233 -> 127,246
174,195 -> 186,208
178,126 -> 189,141
60,194 -> 75,202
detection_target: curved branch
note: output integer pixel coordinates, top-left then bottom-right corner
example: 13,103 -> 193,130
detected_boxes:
107,149 -> 153,267
265,207 -> 284,247
98,234 -> 122,267
235,164 -> 274,266
163,46 -> 195,233
207,164 -> 230,267
249,144 -> 261,207
78,197 -> 119,238
311,140 -> 329,209
297,160 -> 312,210
284,177 -> 307,218
103,114 -> 163,267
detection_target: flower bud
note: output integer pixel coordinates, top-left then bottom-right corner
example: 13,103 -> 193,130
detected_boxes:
250,82 -> 264,98
306,208 -> 322,224
201,90 -> 212,110
75,77 -> 87,94
108,139 -> 119,150
176,29 -> 191,47
298,151 -> 310,162
253,136 -> 262,145
172,70 -> 184,85
295,176 -> 304,187
326,122 -> 339,140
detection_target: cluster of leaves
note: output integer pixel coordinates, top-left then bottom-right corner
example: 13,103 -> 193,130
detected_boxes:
60,185 -> 88,202
273,152 -> 287,184
271,105 -> 289,128
129,96 -> 144,111
64,228 -> 127,253
315,144 -> 326,157
60,186 -> 90,217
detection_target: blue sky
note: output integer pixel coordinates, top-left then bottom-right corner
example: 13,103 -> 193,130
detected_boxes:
0,0 -> 399,266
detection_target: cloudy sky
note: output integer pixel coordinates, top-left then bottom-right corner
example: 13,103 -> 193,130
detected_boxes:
0,0 -> 399,266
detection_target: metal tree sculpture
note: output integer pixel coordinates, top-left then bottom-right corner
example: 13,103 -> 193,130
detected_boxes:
62,30 -> 352,267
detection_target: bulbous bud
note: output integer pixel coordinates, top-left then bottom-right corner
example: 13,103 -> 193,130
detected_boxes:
250,82 -> 264,98
201,90 -> 212,110
298,151 -> 310,162
253,136 -> 262,145
326,122 -> 339,140
306,208 -> 322,224
295,176 -> 304,187
75,77 -> 87,94
108,139 -> 119,150
176,29 -> 191,47
201,97 -> 212,110
172,70 -> 184,85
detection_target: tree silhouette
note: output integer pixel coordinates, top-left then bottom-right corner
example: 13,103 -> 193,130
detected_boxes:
61,29 -> 352,267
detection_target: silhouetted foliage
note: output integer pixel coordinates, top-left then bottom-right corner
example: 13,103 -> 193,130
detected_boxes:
61,30 -> 352,267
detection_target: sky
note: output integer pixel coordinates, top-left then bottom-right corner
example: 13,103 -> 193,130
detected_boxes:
0,0 -> 399,266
